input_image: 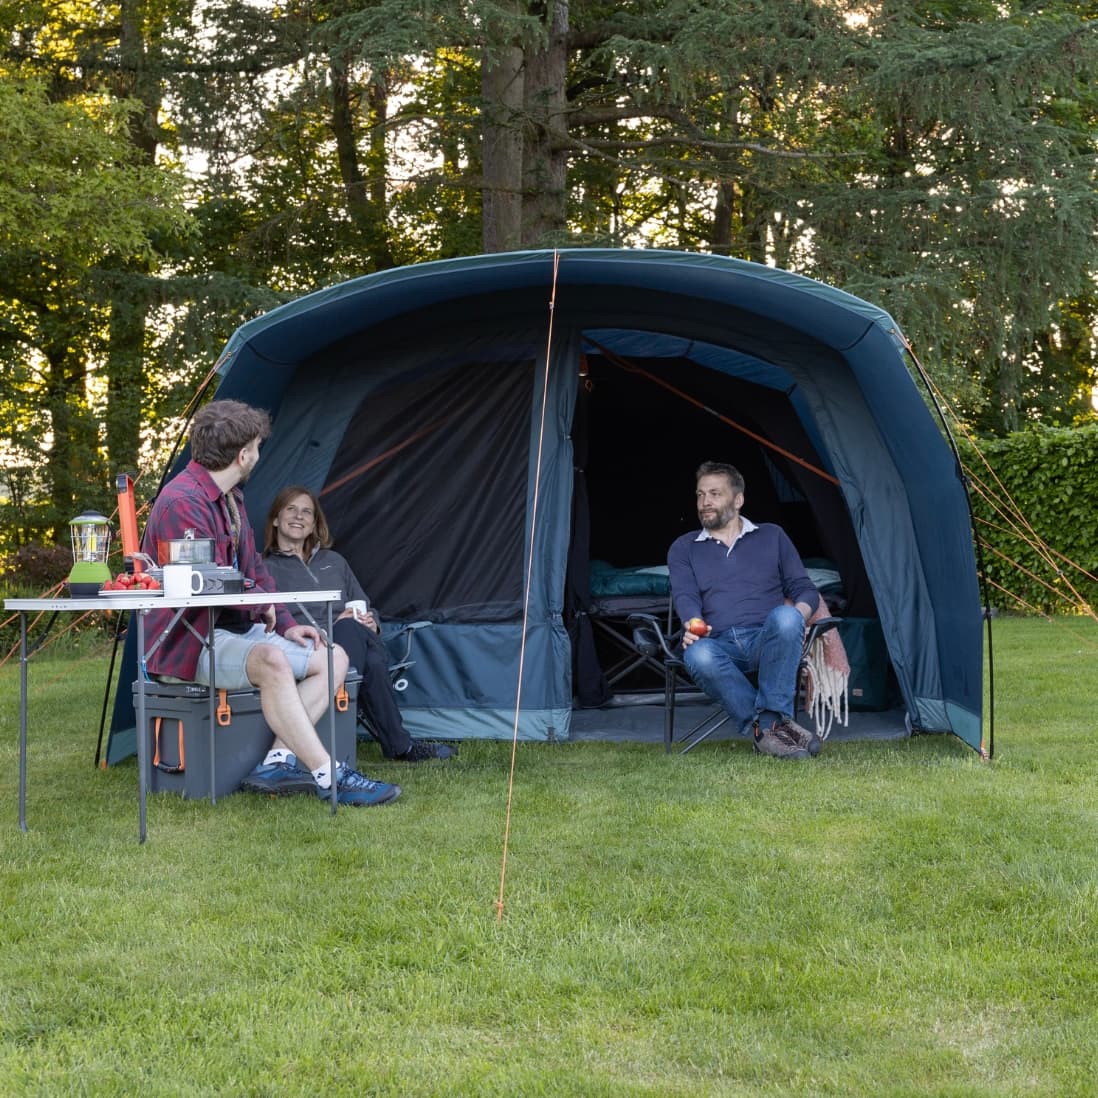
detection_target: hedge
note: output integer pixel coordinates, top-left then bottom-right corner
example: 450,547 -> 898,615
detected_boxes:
960,424 -> 1098,615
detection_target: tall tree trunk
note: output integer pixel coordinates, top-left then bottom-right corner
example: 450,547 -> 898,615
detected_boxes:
105,0 -> 159,479
332,51 -> 396,271
481,30 -> 525,254
366,75 -> 391,219
712,181 -> 734,255
105,286 -> 147,481
521,0 -> 569,246
43,341 -> 108,533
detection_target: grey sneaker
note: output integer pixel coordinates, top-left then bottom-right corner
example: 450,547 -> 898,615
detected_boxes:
753,717 -> 819,760
781,716 -> 822,757
395,740 -> 457,763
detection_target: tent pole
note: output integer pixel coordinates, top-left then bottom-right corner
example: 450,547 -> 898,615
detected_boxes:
898,335 -> 994,760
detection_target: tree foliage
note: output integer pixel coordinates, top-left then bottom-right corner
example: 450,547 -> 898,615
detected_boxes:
0,72 -> 193,541
2,0 -> 1097,558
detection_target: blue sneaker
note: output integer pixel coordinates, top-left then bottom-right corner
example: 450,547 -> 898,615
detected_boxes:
317,763 -> 401,807
239,753 -> 315,796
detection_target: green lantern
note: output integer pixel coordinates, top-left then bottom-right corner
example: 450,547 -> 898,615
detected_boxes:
67,511 -> 112,596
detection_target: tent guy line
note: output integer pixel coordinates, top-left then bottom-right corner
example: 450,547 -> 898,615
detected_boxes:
497,250 -> 562,923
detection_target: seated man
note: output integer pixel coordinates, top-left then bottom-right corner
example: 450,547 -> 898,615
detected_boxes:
667,461 -> 822,759
141,398 -> 400,805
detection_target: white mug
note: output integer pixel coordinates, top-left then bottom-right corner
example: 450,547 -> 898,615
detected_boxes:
163,563 -> 205,598
345,598 -> 369,623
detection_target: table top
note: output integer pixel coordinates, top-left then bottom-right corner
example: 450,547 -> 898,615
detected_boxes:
4,590 -> 342,612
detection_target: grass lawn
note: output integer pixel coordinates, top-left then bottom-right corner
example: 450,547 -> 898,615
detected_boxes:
1,615 -> 1096,1096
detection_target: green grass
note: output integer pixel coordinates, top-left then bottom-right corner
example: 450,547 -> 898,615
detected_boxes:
2,616 -> 1096,1096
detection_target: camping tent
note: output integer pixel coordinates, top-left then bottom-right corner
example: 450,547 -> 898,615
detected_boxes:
107,248 -> 984,758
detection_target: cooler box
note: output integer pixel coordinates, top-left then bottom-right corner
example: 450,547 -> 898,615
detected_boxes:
133,673 -> 359,799
837,618 -> 892,711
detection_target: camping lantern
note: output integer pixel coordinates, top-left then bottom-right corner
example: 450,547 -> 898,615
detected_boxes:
67,510 -> 113,596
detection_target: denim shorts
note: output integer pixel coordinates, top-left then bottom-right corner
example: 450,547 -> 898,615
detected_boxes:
192,624 -> 314,691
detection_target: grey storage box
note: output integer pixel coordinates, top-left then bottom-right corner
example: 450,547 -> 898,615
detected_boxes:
133,673 -> 359,800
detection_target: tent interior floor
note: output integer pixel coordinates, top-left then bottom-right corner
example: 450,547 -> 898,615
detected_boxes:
569,695 -> 908,745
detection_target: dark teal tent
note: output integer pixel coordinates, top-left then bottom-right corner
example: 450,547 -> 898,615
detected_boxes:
107,249 -> 984,758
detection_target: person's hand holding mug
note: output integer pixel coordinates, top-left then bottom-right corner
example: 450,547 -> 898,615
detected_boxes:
344,598 -> 379,633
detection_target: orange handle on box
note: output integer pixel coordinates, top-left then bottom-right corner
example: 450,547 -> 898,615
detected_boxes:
115,473 -> 142,572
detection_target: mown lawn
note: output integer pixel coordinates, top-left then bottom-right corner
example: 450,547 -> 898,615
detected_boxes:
1,615 -> 1095,1096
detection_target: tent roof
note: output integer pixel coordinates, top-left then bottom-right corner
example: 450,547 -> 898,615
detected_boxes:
217,249 -> 909,389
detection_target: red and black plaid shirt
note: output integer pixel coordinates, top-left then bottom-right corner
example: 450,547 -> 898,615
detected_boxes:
139,461 -> 295,680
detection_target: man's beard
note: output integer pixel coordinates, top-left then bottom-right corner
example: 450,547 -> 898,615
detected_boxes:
699,505 -> 735,530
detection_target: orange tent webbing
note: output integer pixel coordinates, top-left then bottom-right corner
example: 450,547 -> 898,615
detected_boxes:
587,338 -> 839,487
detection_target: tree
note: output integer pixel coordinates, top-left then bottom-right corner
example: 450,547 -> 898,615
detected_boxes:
0,73 -> 192,540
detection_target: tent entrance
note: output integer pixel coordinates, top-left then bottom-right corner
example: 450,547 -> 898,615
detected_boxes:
568,346 -> 901,730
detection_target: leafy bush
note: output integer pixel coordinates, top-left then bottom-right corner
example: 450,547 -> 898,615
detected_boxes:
0,543 -> 72,592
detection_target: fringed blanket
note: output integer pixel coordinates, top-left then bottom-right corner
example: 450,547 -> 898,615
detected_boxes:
803,604 -> 850,738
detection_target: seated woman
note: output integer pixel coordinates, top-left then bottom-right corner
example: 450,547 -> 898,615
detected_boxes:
262,486 -> 455,763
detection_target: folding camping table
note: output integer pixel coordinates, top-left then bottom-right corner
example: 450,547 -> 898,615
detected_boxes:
5,589 -> 340,843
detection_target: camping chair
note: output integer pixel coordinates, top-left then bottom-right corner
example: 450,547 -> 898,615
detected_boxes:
584,562 -> 701,701
628,612 -> 842,754
355,620 -> 432,741
588,593 -> 691,695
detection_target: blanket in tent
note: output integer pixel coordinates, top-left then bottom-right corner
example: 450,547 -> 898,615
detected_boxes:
588,560 -> 670,598
802,601 -> 850,737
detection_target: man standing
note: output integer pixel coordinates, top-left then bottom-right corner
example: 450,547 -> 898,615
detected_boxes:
667,461 -> 821,759
141,399 -> 400,805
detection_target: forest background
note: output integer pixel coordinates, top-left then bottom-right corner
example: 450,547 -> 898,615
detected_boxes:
2,0 -> 1097,559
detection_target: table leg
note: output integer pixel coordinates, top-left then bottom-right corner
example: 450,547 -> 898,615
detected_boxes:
18,612 -> 28,832
208,607 -> 217,804
136,611 -> 148,843
326,603 -> 337,816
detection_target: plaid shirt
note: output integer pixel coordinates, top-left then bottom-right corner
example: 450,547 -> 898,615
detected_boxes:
139,461 -> 296,680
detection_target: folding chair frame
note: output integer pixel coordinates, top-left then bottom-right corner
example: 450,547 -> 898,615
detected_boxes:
355,620 -> 432,741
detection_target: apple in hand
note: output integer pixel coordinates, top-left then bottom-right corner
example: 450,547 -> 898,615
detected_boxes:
685,617 -> 710,637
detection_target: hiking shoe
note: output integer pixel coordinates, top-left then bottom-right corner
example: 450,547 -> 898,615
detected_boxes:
753,718 -> 816,760
239,753 -> 315,796
778,716 -> 822,757
395,740 -> 457,763
317,764 -> 401,807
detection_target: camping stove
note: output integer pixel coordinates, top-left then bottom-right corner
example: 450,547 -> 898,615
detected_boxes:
191,563 -> 246,594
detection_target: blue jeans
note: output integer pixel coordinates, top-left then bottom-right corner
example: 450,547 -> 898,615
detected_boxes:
682,605 -> 805,734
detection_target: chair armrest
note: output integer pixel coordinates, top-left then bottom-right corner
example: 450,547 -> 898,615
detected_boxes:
383,620 -> 434,663
804,616 -> 841,648
627,612 -> 682,662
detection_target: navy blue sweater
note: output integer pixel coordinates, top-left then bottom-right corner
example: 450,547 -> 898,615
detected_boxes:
667,520 -> 819,633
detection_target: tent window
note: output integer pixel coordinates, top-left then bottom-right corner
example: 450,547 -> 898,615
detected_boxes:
321,357 -> 534,621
